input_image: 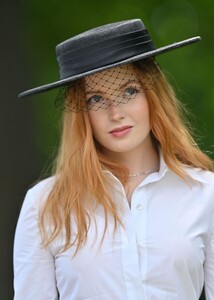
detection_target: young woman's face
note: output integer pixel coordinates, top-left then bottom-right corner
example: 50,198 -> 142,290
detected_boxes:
85,64 -> 151,157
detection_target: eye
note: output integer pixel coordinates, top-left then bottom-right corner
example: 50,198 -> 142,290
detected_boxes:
87,95 -> 102,104
124,87 -> 139,97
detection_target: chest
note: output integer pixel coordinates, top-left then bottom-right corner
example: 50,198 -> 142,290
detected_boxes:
52,185 -> 210,275
50,182 -> 213,299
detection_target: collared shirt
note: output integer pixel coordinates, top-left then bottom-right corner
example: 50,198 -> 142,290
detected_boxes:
13,156 -> 214,300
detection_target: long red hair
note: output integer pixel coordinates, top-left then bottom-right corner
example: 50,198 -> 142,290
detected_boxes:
40,59 -> 214,254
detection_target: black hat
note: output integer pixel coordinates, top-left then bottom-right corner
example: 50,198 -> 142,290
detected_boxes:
19,18 -> 201,98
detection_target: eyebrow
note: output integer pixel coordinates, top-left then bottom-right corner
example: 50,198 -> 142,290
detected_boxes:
86,79 -> 140,95
119,79 -> 141,90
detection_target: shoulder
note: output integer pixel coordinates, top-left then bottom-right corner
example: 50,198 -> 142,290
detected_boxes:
182,167 -> 214,204
29,176 -> 56,196
22,176 -> 57,211
184,166 -> 214,186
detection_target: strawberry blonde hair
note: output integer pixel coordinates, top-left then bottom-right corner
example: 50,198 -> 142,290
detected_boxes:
40,59 -> 214,254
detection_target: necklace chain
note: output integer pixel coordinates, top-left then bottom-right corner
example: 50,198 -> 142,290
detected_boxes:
128,169 -> 158,178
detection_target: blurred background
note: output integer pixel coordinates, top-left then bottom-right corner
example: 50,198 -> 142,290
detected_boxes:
1,0 -> 213,299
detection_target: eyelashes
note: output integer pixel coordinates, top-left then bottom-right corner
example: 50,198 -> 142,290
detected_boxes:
86,85 -> 141,105
87,95 -> 103,104
124,87 -> 139,97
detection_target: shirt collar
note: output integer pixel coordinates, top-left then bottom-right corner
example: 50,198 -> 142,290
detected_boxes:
182,166 -> 209,184
158,150 -> 208,185
102,150 -> 209,185
159,149 -> 209,185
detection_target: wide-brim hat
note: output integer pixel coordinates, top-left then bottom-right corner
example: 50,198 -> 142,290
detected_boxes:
18,18 -> 201,98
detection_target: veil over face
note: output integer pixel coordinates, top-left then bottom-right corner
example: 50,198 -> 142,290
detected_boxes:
55,59 -> 160,112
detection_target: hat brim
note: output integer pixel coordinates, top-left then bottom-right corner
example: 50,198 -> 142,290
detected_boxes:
18,36 -> 201,98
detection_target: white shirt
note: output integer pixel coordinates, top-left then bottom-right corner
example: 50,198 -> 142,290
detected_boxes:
13,156 -> 214,300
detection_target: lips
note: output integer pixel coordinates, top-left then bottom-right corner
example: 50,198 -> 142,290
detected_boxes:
110,125 -> 132,133
109,125 -> 133,137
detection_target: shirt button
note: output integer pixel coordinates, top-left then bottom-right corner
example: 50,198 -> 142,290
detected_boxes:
136,204 -> 143,210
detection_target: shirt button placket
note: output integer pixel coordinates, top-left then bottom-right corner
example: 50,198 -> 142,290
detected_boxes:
133,188 -> 148,298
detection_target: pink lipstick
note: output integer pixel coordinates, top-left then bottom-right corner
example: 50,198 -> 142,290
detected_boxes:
109,125 -> 132,137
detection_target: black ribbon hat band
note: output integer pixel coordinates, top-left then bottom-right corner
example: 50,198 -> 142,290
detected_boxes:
18,19 -> 201,98
58,29 -> 155,79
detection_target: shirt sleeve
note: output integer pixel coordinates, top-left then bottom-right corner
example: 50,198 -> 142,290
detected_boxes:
204,228 -> 214,300
13,189 -> 58,300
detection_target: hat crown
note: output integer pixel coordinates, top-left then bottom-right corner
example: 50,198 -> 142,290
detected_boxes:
56,19 -> 145,56
55,19 -> 154,80
18,17 -> 201,98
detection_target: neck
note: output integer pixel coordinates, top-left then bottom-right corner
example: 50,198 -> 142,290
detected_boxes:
101,135 -> 159,175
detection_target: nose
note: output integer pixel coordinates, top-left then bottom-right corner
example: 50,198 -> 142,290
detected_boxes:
108,102 -> 126,121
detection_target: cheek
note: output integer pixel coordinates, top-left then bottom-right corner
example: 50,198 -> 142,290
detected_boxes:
88,112 -> 104,137
132,95 -> 150,121
88,111 -> 97,129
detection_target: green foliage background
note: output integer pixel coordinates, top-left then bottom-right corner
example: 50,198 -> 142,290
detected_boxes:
18,0 -> 214,166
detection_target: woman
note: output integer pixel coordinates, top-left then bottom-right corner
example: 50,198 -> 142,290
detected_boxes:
14,19 -> 214,300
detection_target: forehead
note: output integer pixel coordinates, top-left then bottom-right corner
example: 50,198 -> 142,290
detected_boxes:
85,64 -> 138,91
